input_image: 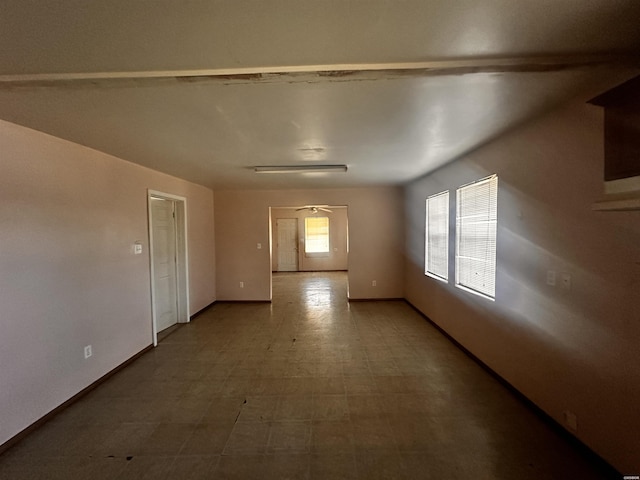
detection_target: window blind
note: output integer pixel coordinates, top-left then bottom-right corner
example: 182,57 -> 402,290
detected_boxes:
305,217 -> 330,253
425,191 -> 449,280
455,175 -> 498,299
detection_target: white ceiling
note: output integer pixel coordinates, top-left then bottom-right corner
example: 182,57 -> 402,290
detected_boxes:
0,1 -> 638,190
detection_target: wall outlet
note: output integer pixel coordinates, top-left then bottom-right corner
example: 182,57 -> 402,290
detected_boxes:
84,345 -> 92,359
239,281 -> 244,288
561,272 -> 571,290
546,270 -> 556,286
564,410 -> 578,431
372,280 -> 377,287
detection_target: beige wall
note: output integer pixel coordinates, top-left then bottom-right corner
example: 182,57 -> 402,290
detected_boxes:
271,207 -> 348,272
0,120 -> 216,447
215,188 -> 403,300
404,103 -> 640,472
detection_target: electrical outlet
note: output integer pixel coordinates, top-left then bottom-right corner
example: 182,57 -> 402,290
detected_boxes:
372,280 -> 377,287
84,345 -> 92,359
239,281 -> 244,288
564,410 -> 578,431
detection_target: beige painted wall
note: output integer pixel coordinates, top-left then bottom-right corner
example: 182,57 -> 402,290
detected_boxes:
215,188 -> 403,300
0,120 -> 216,447
404,103 -> 640,472
271,207 -> 348,272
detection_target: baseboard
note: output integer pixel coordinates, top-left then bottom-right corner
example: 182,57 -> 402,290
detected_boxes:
215,300 -> 271,304
272,270 -> 348,273
404,299 -> 621,479
0,344 -> 153,456
189,300 -> 217,320
348,297 -> 404,302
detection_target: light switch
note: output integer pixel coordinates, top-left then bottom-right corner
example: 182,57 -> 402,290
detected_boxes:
134,242 -> 143,255
257,243 -> 262,250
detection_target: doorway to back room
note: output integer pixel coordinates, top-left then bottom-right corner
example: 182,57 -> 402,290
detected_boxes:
269,205 -> 349,298
270,205 -> 348,273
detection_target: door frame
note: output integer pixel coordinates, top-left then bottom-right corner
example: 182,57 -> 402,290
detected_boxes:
148,189 -> 190,346
269,205 -> 350,300
275,217 -> 299,272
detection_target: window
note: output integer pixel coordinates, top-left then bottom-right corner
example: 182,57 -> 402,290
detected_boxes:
304,217 -> 329,253
425,191 -> 449,281
455,175 -> 498,299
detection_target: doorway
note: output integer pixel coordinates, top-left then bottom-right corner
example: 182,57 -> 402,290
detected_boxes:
270,205 -> 349,273
269,205 -> 349,299
148,190 -> 189,346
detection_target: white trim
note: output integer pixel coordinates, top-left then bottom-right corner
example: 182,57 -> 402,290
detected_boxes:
425,271 -> 448,284
604,175 -> 640,195
457,173 -> 498,190
147,190 -> 190,347
455,283 -> 496,302
148,189 -> 189,203
424,190 -> 450,280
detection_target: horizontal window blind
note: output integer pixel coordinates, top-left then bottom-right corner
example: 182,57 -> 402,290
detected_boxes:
305,217 -> 330,253
425,191 -> 449,280
456,175 -> 498,299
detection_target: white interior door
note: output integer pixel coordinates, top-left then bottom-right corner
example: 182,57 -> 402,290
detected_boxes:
277,218 -> 299,272
150,197 -> 179,332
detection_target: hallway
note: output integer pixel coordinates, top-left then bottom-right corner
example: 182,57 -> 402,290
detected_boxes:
0,272 -> 612,479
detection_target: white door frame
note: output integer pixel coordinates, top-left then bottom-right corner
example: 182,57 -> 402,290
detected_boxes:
276,218 -> 299,272
148,189 -> 190,346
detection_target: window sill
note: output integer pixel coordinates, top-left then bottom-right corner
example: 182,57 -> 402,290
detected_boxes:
455,283 -> 495,302
425,272 -> 448,283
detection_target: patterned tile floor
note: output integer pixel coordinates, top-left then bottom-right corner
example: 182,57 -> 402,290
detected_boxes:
0,272 -> 613,479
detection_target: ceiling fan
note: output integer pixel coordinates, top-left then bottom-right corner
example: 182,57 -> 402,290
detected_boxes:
296,205 -> 333,214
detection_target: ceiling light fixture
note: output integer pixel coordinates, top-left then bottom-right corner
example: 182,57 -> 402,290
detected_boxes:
254,165 -> 347,174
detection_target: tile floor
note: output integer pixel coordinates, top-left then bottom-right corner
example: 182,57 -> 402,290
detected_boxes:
0,272 -> 614,479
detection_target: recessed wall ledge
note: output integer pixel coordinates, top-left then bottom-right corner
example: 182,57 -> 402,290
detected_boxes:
592,193 -> 640,211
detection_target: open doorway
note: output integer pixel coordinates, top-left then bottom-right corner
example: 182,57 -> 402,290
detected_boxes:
270,205 -> 348,272
269,205 -> 349,300
148,190 -> 189,346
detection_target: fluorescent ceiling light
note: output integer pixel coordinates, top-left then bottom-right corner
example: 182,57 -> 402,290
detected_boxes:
254,165 -> 347,174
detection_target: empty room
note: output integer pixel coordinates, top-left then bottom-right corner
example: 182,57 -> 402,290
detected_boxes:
1,1 -> 639,478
